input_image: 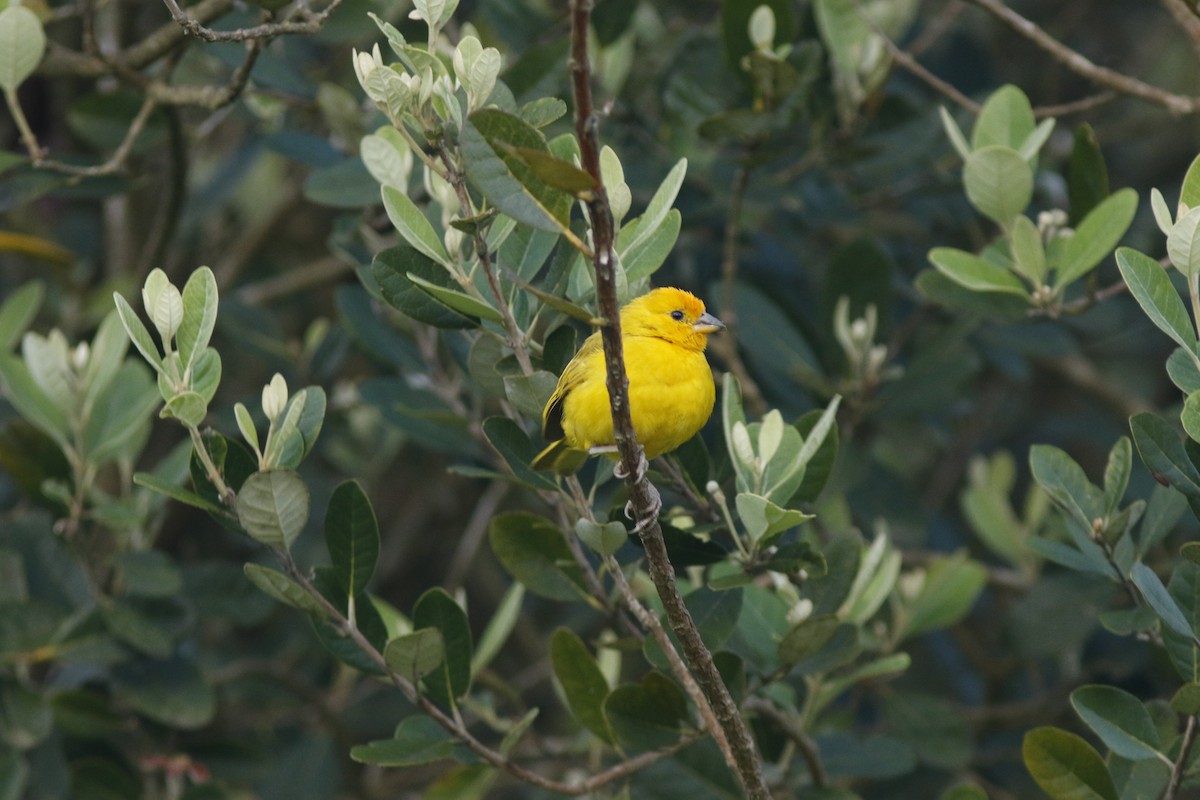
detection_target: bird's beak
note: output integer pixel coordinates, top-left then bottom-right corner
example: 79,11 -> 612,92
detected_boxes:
693,312 -> 725,334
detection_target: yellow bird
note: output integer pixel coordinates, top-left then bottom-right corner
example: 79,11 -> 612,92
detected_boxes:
533,287 -> 724,473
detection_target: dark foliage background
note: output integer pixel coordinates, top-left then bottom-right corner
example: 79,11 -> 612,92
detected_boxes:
4,0 -> 1200,798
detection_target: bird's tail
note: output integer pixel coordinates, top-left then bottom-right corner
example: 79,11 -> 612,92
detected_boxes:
531,439 -> 588,474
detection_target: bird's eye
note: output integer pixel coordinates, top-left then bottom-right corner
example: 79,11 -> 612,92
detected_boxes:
670,310 -> 684,321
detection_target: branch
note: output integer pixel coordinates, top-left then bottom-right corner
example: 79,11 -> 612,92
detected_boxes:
710,159 -> 768,418
968,0 -> 1200,114
278,552 -> 693,795
41,0 -> 237,77
1166,715 -> 1198,800
160,0 -> 348,42
437,149 -> 535,376
1161,0 -> 1200,64
568,3 -> 770,798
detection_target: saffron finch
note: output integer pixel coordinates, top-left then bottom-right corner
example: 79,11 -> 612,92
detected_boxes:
533,287 -> 724,474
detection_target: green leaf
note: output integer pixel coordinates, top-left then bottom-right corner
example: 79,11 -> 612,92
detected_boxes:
413,588 -> 473,706
1103,437 -> 1132,518
0,354 -> 68,446
896,552 -> 987,641
1070,685 -> 1164,762
1055,188 -> 1138,287
550,628 -> 614,743
462,108 -> 572,234
112,293 -> 163,371
1167,347 -> 1200,394
1009,215 -> 1047,284
604,673 -> 687,751
1017,118 -> 1055,163
962,146 -> 1033,228
133,471 -> 225,515
360,126 -> 411,189
373,245 -> 474,329
0,747 -> 28,800
176,267 -> 218,373
1170,683 -> 1200,715
927,247 -> 1028,296
303,157 -> 381,208
162,390 -> 208,428
272,386 -> 326,469
482,416 -> 558,490
1130,412 -> 1200,498
1029,444 -> 1103,533
885,691 -> 974,771
810,653 -> 911,718
1182,152 -> 1200,212
236,469 -> 311,550
735,492 -> 812,545
350,716 -> 456,766
1116,247 -> 1198,355
0,4 -> 46,92
0,682 -> 51,749
1067,123 -> 1110,225
972,85 -> 1036,151
382,185 -> 452,268
84,361 -> 158,464
617,159 -> 687,260
471,583 -> 523,674
1130,561 -> 1194,639
1023,726 -> 1119,800
778,613 -> 841,666
325,480 -> 380,597
242,563 -> 326,615
500,146 -> 597,198
0,281 -> 43,352
114,551 -> 182,598
111,657 -> 215,730
938,106 -> 971,160
383,628 -> 445,683
502,370 -> 557,419
622,208 -> 681,283
575,518 -> 627,557
1168,206 -> 1200,278
406,272 -> 503,323
488,511 -> 590,602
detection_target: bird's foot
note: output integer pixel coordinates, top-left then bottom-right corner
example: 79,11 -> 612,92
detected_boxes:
612,448 -> 649,483
623,481 -> 662,535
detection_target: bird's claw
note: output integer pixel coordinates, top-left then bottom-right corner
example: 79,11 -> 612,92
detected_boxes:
613,448 -> 650,483
624,481 -> 662,535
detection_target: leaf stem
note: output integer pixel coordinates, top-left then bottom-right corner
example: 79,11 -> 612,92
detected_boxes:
1166,714 -> 1198,799
187,425 -> 236,508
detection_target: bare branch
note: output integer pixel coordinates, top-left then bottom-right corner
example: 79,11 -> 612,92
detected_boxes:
160,0 -> 348,42
1161,0 -> 1200,63
41,0 -> 237,77
968,0 -> 1200,114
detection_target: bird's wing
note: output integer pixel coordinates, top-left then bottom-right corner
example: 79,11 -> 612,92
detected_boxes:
541,330 -> 603,442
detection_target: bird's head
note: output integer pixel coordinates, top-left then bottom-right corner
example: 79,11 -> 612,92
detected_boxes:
621,287 -> 724,352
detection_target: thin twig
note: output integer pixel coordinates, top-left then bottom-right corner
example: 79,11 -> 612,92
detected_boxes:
277,552 -> 694,794
445,481 -> 510,591
744,698 -> 827,788
711,160 -> 768,418
568,2 -> 770,797
1166,715 -> 1198,800
42,0 -> 237,77
235,256 -> 355,305
160,0 -> 347,42
605,555 -> 734,768
968,0 -> 1200,114
437,149 -> 535,375
1161,0 -> 1200,64
146,39 -> 263,109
